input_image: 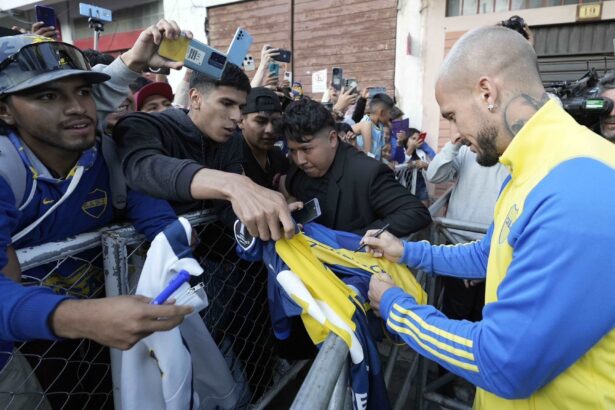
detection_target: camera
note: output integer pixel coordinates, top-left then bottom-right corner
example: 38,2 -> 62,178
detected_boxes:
545,68 -> 614,128
500,15 -> 529,40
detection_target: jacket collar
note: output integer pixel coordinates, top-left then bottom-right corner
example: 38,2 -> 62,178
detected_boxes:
8,131 -> 97,183
499,99 -> 574,186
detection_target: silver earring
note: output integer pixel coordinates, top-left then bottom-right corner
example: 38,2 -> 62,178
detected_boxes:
487,103 -> 496,112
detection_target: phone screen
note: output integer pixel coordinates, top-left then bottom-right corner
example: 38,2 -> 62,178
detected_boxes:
292,198 -> 322,225
268,62 -> 280,77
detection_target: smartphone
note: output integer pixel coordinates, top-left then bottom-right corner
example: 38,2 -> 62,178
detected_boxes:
283,71 -> 292,83
332,67 -> 343,91
35,5 -> 57,28
159,35 -> 191,62
292,198 -> 322,225
243,54 -> 255,71
273,48 -> 292,63
183,39 -> 227,80
268,62 -> 280,78
367,86 -> 387,98
227,27 -> 253,67
417,132 -> 427,143
344,78 -> 358,94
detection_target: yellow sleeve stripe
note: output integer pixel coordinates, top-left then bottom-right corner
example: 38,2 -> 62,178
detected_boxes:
393,304 -> 473,348
389,311 -> 475,361
387,320 -> 479,373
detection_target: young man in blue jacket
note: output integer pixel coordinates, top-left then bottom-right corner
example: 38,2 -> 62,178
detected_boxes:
363,26 -> 615,409
0,24 -> 194,404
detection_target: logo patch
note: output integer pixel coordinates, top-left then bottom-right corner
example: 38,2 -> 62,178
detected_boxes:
234,219 -> 256,251
82,188 -> 108,219
499,204 -> 519,244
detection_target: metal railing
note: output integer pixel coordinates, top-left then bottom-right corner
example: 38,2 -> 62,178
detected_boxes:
1,211 -> 305,409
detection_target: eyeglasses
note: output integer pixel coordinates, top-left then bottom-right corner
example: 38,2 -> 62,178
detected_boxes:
0,42 -> 90,73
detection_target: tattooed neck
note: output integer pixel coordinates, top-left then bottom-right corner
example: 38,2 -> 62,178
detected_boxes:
503,92 -> 550,137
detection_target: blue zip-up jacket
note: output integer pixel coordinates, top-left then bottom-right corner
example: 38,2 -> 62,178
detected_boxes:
379,101 -> 615,408
0,138 -> 177,350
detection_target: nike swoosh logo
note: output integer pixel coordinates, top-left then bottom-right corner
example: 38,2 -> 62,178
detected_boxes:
42,198 -> 55,205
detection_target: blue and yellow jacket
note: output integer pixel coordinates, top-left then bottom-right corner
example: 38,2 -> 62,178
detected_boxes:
0,137 -> 177,358
381,101 -> 615,409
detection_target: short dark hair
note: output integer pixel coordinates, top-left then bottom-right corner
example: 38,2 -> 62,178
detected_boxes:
82,49 -> 115,66
369,93 -> 395,111
189,63 -> 251,95
129,76 -> 152,93
335,121 -> 353,135
408,127 -> 420,136
390,106 -> 404,120
279,97 -> 335,143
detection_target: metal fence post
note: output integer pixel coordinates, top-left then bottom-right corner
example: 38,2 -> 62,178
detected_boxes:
291,333 -> 349,410
327,358 -> 349,410
102,231 -> 130,410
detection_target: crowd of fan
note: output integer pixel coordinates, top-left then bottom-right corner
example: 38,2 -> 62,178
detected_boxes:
2,13 -> 615,410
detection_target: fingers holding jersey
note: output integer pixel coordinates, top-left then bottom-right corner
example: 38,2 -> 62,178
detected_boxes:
368,274 -> 396,317
230,177 -> 295,241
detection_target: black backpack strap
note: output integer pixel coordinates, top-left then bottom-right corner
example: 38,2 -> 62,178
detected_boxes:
101,133 -> 127,210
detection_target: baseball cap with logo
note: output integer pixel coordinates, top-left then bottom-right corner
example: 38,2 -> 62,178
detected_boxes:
0,34 -> 109,97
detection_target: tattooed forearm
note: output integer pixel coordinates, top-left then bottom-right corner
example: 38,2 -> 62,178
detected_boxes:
503,92 -> 550,137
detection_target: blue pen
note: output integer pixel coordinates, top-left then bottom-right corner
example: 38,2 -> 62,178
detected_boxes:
151,270 -> 191,305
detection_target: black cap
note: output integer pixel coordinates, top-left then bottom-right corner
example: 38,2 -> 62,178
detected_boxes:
242,87 -> 281,114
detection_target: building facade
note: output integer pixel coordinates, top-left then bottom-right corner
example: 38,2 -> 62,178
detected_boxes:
2,0 -> 614,148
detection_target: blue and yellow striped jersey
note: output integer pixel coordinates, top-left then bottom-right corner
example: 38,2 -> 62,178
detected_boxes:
382,100 -> 615,409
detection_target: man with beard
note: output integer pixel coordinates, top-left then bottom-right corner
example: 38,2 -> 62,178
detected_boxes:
597,71 -> 615,143
239,87 -> 288,190
364,26 -> 615,409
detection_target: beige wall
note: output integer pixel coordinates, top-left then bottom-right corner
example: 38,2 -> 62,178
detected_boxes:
417,1 -> 615,151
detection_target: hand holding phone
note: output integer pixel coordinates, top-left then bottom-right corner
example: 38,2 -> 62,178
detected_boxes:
291,198 -> 322,225
417,132 -> 427,144
273,49 -> 292,63
35,5 -> 57,30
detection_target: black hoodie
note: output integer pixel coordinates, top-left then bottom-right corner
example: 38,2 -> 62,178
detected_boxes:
114,108 -> 243,216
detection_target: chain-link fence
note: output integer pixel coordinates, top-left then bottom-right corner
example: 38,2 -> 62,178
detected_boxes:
1,211 -> 306,409
2,229 -> 116,409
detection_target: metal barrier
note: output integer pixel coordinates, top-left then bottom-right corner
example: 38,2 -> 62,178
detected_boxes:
1,211 -> 305,409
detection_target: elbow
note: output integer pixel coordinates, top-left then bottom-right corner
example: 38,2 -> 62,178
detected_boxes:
479,356 -> 544,400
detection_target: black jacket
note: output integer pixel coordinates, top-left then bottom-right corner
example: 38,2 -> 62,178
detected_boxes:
286,142 -> 431,237
114,108 -> 243,216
